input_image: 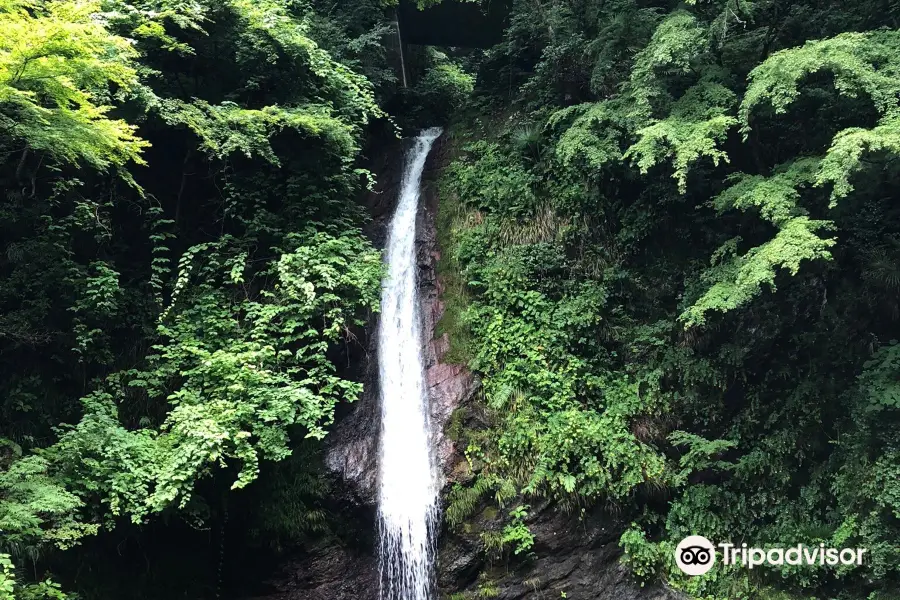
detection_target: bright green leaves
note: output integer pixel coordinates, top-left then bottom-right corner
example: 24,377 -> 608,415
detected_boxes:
679,59 -> 900,325
681,217 -> 835,326
274,231 -> 383,338
742,31 -> 900,206
500,505 -> 534,555
741,31 -> 900,129
141,232 -> 381,494
0,554 -> 11,600
42,391 -> 165,523
619,525 -> 668,583
446,1 -> 900,597
631,9 -> 706,78
518,388 -> 668,501
713,158 -> 821,226
5,232 -> 381,539
680,157 -> 836,325
159,99 -> 357,164
550,99 -> 632,171
145,0 -> 380,166
667,431 -> 735,486
409,51 -> 474,122
0,0 -> 148,170
0,452 -> 99,549
817,116 -> 900,205
626,80 -> 738,192
0,0 -> 389,589
557,22 -> 900,333
673,30 -> 900,323
628,10 -> 708,121
441,164 -> 669,504
551,12 -> 736,189
222,0 -> 384,127
66,236 -> 373,523
444,141 -> 538,217
0,555 -> 62,600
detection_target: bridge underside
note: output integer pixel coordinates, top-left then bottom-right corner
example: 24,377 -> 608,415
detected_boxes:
397,0 -> 510,48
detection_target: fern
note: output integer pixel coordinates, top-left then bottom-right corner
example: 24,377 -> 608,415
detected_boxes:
445,476 -> 495,529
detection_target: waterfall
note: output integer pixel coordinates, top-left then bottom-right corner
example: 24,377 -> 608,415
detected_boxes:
377,127 -> 443,600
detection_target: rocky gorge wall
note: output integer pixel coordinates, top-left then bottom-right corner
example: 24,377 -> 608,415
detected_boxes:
324,133 -> 477,504
239,136 -> 682,600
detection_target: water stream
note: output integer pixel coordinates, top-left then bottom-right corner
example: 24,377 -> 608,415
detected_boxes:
377,127 -> 443,600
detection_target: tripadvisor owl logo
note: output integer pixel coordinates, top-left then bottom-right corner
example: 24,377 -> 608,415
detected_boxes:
675,535 -> 716,575
674,535 -> 868,576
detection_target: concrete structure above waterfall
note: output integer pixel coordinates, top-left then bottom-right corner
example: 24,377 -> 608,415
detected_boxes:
397,0 -> 510,48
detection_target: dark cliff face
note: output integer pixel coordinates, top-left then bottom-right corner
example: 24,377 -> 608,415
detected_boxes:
324,134 -> 477,505
321,136 -> 405,506
240,137 -> 681,600
439,496 -> 682,600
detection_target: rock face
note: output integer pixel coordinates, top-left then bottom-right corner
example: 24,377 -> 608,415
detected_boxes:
417,141 -> 480,486
439,498 -> 681,600
323,133 -> 474,505
321,134 -> 405,505
241,539 -> 378,600
240,135 -> 681,600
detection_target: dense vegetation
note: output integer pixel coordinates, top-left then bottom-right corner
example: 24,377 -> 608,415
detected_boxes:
0,0 -> 401,596
438,1 -> 900,599
2,0 -> 899,598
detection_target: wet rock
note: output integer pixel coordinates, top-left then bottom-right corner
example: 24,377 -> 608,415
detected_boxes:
438,500 -> 683,600
323,136 -> 405,505
417,138 -> 479,486
325,133 -> 475,503
241,538 -> 377,600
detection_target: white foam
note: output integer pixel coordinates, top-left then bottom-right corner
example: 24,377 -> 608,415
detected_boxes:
377,127 -> 443,600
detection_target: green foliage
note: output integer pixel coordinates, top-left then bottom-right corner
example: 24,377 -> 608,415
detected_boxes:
0,553 -> 70,600
34,232 -> 381,528
817,116 -> 900,205
680,217 -> 836,327
0,0 -> 395,594
403,48 -> 474,126
415,53 -> 474,114
159,100 -> 358,165
500,505 -> 534,556
0,555 -> 12,600
443,141 -> 537,217
438,0 -> 900,598
627,10 -> 708,121
626,79 -> 738,192
0,453 -> 99,550
438,137 -> 676,510
446,476 -> 494,530
742,31 -> 900,206
550,99 -> 633,171
858,342 -> 900,411
8,0 -> 900,598
619,525 -> 666,583
740,31 -> 900,130
475,582 -> 500,598
0,0 -> 147,170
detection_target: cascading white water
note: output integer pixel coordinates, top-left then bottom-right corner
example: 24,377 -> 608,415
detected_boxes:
377,127 -> 443,600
